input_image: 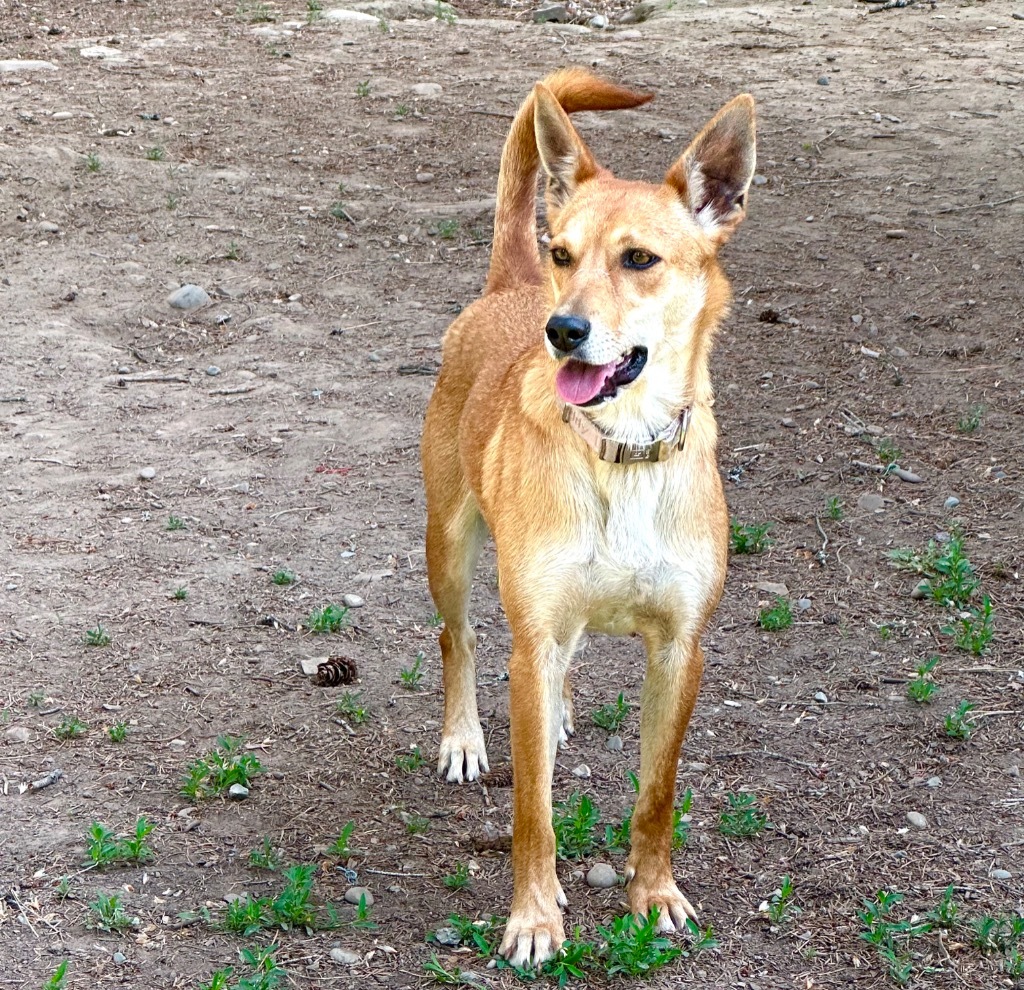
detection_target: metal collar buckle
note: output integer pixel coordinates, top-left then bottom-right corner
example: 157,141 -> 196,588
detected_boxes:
562,404 -> 691,465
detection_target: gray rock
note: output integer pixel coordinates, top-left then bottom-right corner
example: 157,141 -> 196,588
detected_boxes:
796,598 -> 812,611
4,726 -> 32,744
231,481 -> 250,494
817,76 -> 830,86
206,365 -> 221,377
415,172 -> 434,183
752,174 -> 768,186
586,863 -> 618,889
433,925 -> 462,946
0,59 -> 59,73
814,691 -> 828,704
228,783 -> 249,800
943,496 -> 960,511
80,45 -> 127,60
112,951 -> 127,964
890,345 -> 909,358
168,284 -> 210,310
906,811 -> 928,830
857,493 -> 885,512
533,4 -> 570,23
911,579 -> 930,600
323,9 -> 379,23
755,582 -> 789,597
926,776 -> 942,789
410,82 -> 443,98
37,221 -> 60,234
344,886 -> 374,906
617,28 -> 642,39
589,14 -> 609,28
330,947 -> 362,965
990,868 -> 1012,880
851,314 -> 863,326
572,764 -> 591,779
138,466 -> 157,481
605,735 -> 623,753
342,593 -> 365,608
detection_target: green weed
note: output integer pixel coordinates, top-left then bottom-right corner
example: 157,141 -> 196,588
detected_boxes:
718,792 -> 768,838
423,953 -> 467,985
553,791 -> 600,859
766,875 -> 800,925
435,1 -> 457,25
108,720 -> 129,742
88,892 -> 136,932
271,568 -> 296,586
396,745 -> 426,773
53,716 -> 88,740
335,691 -> 368,723
43,960 -> 69,989
181,735 -> 264,801
306,0 -> 323,22
729,520 -> 772,554
87,817 -> 154,865
145,146 -> 166,161
758,597 -> 793,631
444,863 -> 470,891
84,152 -> 101,173
889,531 -> 978,609
355,80 -> 371,98
394,103 -> 410,118
352,891 -> 376,930
83,625 -> 111,647
166,514 -> 186,531
598,907 -> 684,978
592,693 -> 630,733
672,789 -> 693,850
200,944 -> 285,990
875,437 -> 902,467
944,595 -> 994,655
328,821 -> 356,859
225,241 -> 241,261
172,586 -> 189,601
926,885 -> 958,930
405,813 -> 430,835
956,404 -> 984,434
826,495 -> 843,520
28,690 -> 46,707
906,656 -> 940,704
305,603 -> 348,634
399,653 -> 425,690
435,218 -> 459,240
943,700 -> 976,740
249,837 -> 282,870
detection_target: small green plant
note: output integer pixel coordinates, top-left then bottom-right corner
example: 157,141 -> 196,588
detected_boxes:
108,720 -> 129,742
84,152 -> 101,173
718,792 -> 768,838
330,201 -> 351,221
306,603 -> 348,634
444,863 -> 470,891
55,876 -> 72,901
306,0 -> 322,22
166,514 -> 186,531
218,944 -> 285,990
87,817 -> 155,866
83,625 -> 111,647
28,690 -> 46,707
399,653 -> 425,690
672,789 -> 693,850
225,241 -> 241,261
765,875 -> 800,925
271,568 -> 296,586
249,837 -> 282,870
53,716 -> 88,740
427,610 -> 444,627
906,656 -> 940,703
926,885 -> 958,930
352,891 -> 376,930
598,907 -> 683,978
172,586 -> 189,601
944,595 -> 994,655
378,16 -> 390,33
592,693 -> 630,733
826,495 -> 843,520
181,735 -> 264,801
88,892 -> 135,931
355,80 -> 371,98
435,218 -> 459,240
328,821 -> 356,859
604,812 -> 631,854
224,893 -> 271,936
166,193 -> 179,210
875,437 -> 902,467
1005,949 -> 1024,979
758,597 -> 793,632
956,404 -> 984,434
145,146 -> 166,161
729,520 -> 772,554
270,864 -> 319,931
335,691 -> 368,723
857,891 -> 929,986
552,791 -> 600,859
423,953 -> 466,985
944,700 -> 976,740
43,960 -> 69,989
394,103 -> 411,118
435,1 -> 457,24
970,915 -> 1017,953
405,813 -> 430,836
889,531 -> 978,609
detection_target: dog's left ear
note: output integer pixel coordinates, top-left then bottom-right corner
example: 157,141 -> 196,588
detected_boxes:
534,83 -> 600,218
665,95 -> 756,243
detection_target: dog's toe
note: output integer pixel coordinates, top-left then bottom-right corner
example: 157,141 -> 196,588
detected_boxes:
437,732 -> 489,783
628,875 -> 698,933
500,911 -> 564,968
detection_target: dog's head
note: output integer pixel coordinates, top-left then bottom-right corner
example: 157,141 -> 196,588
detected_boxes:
534,85 -> 756,440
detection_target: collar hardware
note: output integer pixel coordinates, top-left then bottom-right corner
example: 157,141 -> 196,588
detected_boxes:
561,404 -> 691,464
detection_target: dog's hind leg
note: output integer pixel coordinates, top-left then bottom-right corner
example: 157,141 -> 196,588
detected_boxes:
426,486 -> 490,783
624,630 -> 705,932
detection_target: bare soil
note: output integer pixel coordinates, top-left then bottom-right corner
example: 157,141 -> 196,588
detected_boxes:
1,1 -> 1022,988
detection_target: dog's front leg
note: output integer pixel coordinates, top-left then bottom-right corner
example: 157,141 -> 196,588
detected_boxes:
625,633 -> 704,932
499,632 -> 570,968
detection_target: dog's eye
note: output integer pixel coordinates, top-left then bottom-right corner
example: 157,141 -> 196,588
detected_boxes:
551,247 -> 572,267
624,249 -> 658,270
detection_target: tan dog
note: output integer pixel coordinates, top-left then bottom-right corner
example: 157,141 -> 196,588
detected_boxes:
421,69 -> 755,967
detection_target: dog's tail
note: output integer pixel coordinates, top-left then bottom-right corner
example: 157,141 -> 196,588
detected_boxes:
485,69 -> 652,296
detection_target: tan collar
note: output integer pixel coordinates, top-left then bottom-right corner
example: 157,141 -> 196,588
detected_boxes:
561,404 -> 691,464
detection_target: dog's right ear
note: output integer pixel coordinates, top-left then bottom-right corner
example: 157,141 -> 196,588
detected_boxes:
534,83 -> 599,219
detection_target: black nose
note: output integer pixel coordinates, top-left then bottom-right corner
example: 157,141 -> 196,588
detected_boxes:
546,314 -> 591,354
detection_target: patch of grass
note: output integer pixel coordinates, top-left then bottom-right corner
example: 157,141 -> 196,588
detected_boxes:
875,437 -> 902,467
718,792 -> 768,838
43,960 -> 69,989
729,520 -> 772,554
672,789 -> 693,850
399,652 -> 425,690
944,700 -> 977,740
327,821 -> 356,859
166,514 -> 186,531
224,893 -> 271,936
181,735 -> 264,801
270,864 -> 320,930
87,817 -> 154,866
84,152 -> 101,173
335,691 -> 368,723
758,597 -> 793,631
108,720 -> 129,742
172,586 -> 189,601
88,892 -> 136,932
83,625 -> 111,647
592,693 -> 630,733
355,80 -> 371,98
225,241 -> 241,261
404,813 -> 430,836
394,103 -> 411,118
427,610 -> 443,627
765,875 -> 800,926
889,531 -> 978,609
271,568 -> 296,586
944,595 -> 994,655
956,403 -> 984,434
305,603 -> 348,634
598,907 -> 684,978
443,863 -> 470,891
249,837 -> 282,870
435,2 -> 457,25
553,791 -> 600,860
145,146 -> 166,162
306,0 -> 322,22
201,945 -> 285,990
825,495 -> 843,520
55,875 -> 72,901
28,690 -> 46,707
926,885 -> 958,930
906,656 -> 940,704
396,745 -> 426,773
435,218 -> 459,240
53,716 -> 88,740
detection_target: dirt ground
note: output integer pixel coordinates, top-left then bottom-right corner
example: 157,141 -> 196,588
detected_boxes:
1,0 -> 1022,987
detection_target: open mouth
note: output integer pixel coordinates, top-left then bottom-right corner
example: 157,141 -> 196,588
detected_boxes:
554,347 -> 648,406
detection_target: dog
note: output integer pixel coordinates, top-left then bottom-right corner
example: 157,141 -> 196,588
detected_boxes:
421,69 -> 756,967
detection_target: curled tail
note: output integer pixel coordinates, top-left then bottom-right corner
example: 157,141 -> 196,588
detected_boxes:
485,69 -> 652,296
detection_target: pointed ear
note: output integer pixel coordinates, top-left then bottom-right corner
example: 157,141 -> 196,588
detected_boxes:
665,94 -> 756,242
533,83 -> 599,217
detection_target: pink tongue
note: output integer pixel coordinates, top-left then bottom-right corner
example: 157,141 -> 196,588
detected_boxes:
556,359 -> 618,405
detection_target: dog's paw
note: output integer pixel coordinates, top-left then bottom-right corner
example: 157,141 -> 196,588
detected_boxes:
437,728 -> 489,783
625,870 -> 698,933
557,699 -> 575,749
499,900 -> 566,969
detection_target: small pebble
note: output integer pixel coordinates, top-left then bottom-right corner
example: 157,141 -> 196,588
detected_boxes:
589,13 -> 608,28
906,811 -> 928,830
796,598 -> 812,611
138,466 -> 156,481
410,82 -> 443,98
206,365 -> 221,377
117,365 -> 131,374
755,581 -> 789,597
167,284 -> 210,311
817,76 -> 829,86
227,783 -> 249,800
943,496 -> 960,511
572,764 -> 591,779
910,580 -> 930,600
344,886 -> 374,906
925,776 -> 942,789
415,172 -> 434,183
781,417 -> 797,428
605,735 -> 623,753
586,863 -> 618,889
752,174 -> 768,186
433,926 -> 461,947
814,691 -> 828,704
112,951 -> 127,964
857,493 -> 885,512
329,948 -> 361,966
342,593 -> 365,608
990,868 -> 1012,881
38,220 -> 60,234
231,481 -> 250,494
851,314 -> 863,326
4,726 -> 31,744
